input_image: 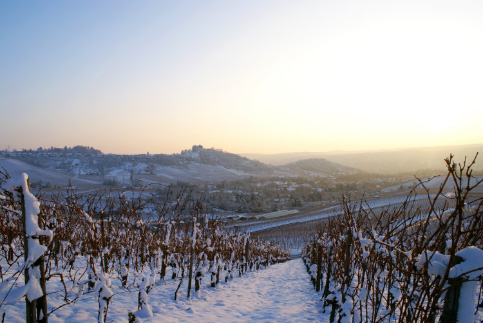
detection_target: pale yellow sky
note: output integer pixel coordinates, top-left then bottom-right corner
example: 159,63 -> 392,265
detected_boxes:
1,0 -> 482,155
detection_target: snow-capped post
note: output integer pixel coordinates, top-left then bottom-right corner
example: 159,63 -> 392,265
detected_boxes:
95,273 -> 114,323
440,255 -> 463,323
19,183 -> 36,323
135,271 -> 154,319
9,174 -> 52,323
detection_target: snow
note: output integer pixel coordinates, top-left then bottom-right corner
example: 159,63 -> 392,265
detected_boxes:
415,251 -> 450,277
0,157 -> 103,187
144,163 -> 258,185
450,247 -> 483,279
106,168 -> 131,184
140,259 -> 324,323
413,247 -> 483,322
452,247 -> 483,323
3,170 -> 482,322
1,173 -> 53,243
1,259 -> 329,322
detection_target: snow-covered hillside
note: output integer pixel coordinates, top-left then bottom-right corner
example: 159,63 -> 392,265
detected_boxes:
0,157 -> 102,188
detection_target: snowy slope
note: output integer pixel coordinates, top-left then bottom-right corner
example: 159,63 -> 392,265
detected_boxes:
0,158 -> 102,188
135,163 -> 266,185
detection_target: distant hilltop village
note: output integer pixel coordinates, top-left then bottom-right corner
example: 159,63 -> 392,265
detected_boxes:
1,144 -> 226,158
182,145 -> 224,154
0,144 -> 273,178
1,145 -> 103,156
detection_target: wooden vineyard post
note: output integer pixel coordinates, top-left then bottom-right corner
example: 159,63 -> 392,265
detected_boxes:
18,185 -> 36,323
441,256 -> 464,323
342,228 -> 352,293
100,212 -> 109,273
187,217 -> 196,298
7,213 -> 13,261
160,253 -> 167,279
316,243 -> 322,292
18,178 -> 48,323
216,264 -> 220,285
187,245 -> 194,298
245,238 -> 249,273
322,246 -> 332,299
36,210 -> 48,323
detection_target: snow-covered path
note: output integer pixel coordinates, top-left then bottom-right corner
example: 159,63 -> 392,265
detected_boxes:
157,259 -> 326,323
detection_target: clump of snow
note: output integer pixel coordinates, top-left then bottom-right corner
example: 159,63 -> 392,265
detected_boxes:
415,251 -> 450,277
414,247 -> 483,322
450,247 -> 483,279
25,266 -> 44,302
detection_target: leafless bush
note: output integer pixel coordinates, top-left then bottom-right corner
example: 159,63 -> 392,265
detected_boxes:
303,154 -> 483,322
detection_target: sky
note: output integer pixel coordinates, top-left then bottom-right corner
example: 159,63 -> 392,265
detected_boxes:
1,0 -> 483,155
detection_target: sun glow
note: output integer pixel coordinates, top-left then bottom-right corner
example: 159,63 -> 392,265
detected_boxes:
1,1 -> 483,154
